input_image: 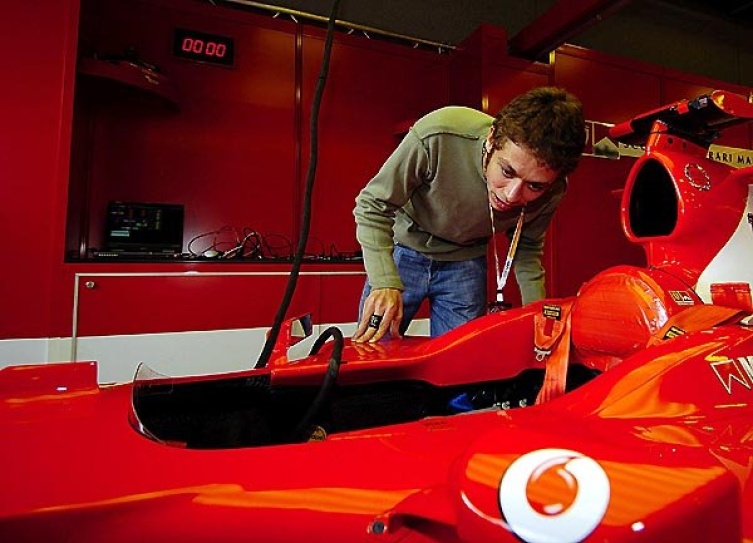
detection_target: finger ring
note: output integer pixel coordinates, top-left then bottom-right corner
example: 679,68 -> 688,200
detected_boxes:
368,314 -> 383,329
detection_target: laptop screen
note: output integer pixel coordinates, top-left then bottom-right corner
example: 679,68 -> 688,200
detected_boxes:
105,202 -> 184,254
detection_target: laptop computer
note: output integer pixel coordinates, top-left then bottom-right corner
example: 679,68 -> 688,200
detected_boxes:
94,201 -> 184,259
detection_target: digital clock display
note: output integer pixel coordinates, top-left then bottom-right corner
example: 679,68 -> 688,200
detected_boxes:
172,28 -> 235,67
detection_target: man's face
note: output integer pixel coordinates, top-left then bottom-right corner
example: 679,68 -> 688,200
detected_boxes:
485,137 -> 559,213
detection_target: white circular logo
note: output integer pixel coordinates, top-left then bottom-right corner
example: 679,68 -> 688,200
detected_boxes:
499,448 -> 610,543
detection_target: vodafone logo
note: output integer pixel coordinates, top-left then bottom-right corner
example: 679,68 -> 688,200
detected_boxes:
499,449 -> 610,543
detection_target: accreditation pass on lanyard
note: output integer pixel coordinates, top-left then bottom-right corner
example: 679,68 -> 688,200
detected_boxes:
489,205 -> 525,304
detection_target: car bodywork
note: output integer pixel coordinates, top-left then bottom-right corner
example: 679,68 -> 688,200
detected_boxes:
2,90 -> 753,542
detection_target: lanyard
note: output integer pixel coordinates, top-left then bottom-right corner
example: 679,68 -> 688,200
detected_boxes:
489,204 -> 525,303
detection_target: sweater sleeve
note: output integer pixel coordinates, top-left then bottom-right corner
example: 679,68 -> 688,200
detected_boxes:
514,233 -> 546,305
353,129 -> 429,290
512,181 -> 566,305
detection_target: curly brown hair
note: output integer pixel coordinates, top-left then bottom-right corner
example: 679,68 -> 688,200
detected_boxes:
490,87 -> 586,175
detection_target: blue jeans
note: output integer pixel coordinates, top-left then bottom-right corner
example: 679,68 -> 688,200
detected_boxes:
360,245 -> 487,338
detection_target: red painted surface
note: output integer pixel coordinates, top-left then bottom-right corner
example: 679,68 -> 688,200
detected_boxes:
318,272 -> 368,324
0,0 -> 79,339
75,265 -> 365,336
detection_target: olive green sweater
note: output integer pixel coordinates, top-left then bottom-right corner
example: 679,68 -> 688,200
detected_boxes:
353,106 -> 566,305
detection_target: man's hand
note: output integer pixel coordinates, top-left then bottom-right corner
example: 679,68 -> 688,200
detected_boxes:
352,288 -> 403,343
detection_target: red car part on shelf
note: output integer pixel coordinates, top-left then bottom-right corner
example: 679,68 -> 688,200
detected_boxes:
2,90 -> 753,543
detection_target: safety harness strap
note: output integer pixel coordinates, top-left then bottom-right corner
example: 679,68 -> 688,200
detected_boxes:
533,301 -> 575,404
648,305 -> 749,345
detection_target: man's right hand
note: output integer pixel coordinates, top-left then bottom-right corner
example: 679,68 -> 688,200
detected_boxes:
352,288 -> 403,343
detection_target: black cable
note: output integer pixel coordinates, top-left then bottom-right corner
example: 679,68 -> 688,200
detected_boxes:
259,232 -> 292,259
292,326 -> 344,441
255,0 -> 342,368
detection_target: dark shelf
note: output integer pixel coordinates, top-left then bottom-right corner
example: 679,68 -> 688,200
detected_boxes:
66,254 -> 364,264
77,57 -> 179,107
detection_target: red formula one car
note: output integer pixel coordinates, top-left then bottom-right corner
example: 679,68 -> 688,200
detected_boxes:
2,90 -> 753,543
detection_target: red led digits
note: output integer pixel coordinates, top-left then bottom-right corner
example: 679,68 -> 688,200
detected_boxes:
205,42 -> 227,58
181,38 -> 226,58
174,28 -> 235,67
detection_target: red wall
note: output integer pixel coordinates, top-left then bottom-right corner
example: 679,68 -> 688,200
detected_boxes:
550,47 -> 659,297
0,0 -> 79,339
73,0 -> 300,255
